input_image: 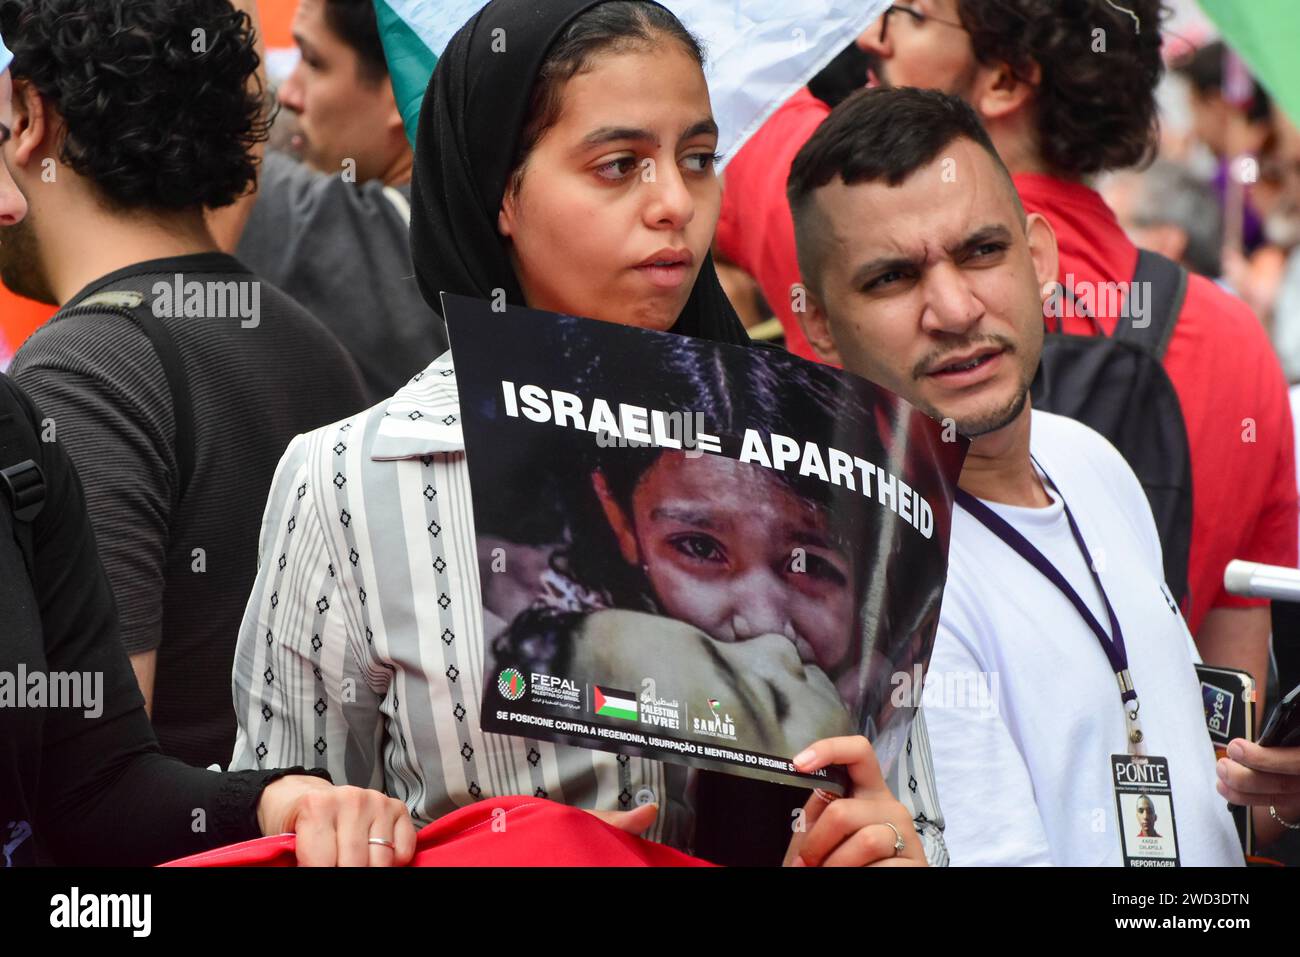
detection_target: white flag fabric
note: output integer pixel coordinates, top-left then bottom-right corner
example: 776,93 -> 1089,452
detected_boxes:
658,0 -> 888,168
375,0 -> 889,165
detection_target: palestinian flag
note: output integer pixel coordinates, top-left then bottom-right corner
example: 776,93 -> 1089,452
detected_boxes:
373,0 -> 890,162
594,686 -> 638,721
372,0 -> 481,145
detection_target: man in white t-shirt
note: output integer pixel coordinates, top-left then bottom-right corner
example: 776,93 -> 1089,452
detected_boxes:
784,86 -> 1300,865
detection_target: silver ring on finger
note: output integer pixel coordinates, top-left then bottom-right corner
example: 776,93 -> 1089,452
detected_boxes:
367,837 -> 396,849
813,788 -> 839,805
882,821 -> 905,857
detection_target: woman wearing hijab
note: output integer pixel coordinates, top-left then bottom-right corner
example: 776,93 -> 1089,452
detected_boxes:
231,0 -> 922,867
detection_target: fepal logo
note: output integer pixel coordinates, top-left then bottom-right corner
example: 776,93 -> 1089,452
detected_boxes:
497,668 -> 527,701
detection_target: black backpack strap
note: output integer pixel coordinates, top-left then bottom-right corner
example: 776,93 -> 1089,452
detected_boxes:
1112,248 -> 1188,360
0,409 -> 46,579
53,300 -> 195,502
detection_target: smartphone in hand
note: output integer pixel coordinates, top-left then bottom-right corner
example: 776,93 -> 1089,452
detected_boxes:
1259,683 -> 1300,749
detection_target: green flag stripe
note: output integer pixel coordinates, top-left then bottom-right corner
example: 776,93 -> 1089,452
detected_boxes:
597,704 -> 638,720
1198,0 -> 1300,128
374,0 -> 438,148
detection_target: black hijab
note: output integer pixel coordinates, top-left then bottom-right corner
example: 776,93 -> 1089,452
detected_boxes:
408,0 -> 750,346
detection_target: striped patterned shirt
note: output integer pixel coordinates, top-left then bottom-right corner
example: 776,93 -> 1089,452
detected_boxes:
231,351 -> 946,861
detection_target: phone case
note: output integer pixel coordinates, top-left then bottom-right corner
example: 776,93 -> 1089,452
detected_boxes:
1195,664 -> 1255,857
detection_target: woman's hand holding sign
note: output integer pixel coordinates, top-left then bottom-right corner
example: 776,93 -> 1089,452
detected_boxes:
583,736 -> 927,869
783,736 -> 926,867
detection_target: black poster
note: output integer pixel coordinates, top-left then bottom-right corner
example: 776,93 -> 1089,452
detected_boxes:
444,293 -> 967,790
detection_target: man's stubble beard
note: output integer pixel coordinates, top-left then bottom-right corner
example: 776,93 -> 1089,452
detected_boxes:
948,381 -> 1031,438
914,345 -> 1037,439
0,212 -> 57,306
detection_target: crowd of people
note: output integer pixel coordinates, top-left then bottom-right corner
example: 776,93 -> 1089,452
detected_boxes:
2,0 -> 1300,868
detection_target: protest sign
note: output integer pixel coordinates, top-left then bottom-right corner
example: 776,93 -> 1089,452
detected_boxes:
445,293 -> 966,789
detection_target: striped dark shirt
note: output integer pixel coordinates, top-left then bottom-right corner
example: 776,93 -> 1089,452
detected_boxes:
10,252 -> 369,768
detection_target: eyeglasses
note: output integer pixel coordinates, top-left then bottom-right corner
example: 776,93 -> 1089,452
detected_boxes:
879,4 -> 969,44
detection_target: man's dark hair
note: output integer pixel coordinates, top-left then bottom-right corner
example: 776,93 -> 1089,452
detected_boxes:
1175,39 -> 1271,123
0,0 -> 268,212
323,0 -> 389,84
1178,39 -> 1226,96
786,86 -> 1017,296
956,0 -> 1167,177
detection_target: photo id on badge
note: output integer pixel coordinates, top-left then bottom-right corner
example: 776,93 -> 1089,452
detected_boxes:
1111,753 -> 1180,867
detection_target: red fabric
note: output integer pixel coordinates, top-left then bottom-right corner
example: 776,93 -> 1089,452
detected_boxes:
159,796 -> 716,867
1016,173 -> 1299,632
716,88 -> 832,362
0,288 -> 56,360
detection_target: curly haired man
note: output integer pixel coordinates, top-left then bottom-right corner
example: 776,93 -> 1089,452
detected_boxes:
0,0 -> 368,768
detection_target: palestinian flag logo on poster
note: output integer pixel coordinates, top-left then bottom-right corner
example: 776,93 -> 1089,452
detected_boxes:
594,686 -> 638,721
497,668 -> 526,702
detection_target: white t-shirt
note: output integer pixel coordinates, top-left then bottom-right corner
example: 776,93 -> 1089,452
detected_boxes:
925,410 -> 1243,866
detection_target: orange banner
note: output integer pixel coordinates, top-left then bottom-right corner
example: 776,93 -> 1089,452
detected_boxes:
259,0 -> 297,49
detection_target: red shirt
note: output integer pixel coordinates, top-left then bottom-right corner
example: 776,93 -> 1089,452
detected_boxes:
1016,173 -> 1298,632
718,89 -> 1299,633
717,88 -> 832,361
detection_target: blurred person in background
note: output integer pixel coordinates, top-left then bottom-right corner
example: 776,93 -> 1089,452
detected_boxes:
213,0 -> 448,402
1175,40 -> 1272,256
1245,105 -> 1300,382
1102,160 -> 1224,281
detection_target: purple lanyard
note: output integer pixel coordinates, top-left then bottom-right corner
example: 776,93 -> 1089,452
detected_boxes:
954,458 -> 1139,718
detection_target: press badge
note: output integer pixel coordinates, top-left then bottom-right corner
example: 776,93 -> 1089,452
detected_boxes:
1111,754 -> 1180,867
